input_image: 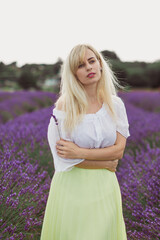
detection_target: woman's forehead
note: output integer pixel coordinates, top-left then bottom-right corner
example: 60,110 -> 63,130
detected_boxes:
78,48 -> 96,63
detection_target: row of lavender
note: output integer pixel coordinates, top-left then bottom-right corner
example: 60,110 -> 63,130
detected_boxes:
0,90 -> 160,239
0,90 -> 57,124
117,98 -> 160,240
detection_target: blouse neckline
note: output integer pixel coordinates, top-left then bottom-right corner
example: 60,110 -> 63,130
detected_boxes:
53,103 -> 107,121
83,103 -> 104,115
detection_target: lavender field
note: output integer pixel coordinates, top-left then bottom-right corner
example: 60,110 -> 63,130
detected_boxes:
0,90 -> 160,240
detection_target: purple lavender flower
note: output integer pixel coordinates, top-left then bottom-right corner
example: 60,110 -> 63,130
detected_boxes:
51,113 -> 61,139
0,90 -> 160,239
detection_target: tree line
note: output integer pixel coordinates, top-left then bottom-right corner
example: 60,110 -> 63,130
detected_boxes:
0,51 -> 159,90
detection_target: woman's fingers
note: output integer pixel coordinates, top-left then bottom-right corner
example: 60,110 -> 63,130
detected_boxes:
56,144 -> 65,150
106,159 -> 119,172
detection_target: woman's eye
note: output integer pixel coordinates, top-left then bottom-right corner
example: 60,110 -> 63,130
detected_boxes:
78,60 -> 95,68
78,64 -> 84,68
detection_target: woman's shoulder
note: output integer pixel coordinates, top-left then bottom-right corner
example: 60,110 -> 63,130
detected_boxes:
111,94 -> 124,106
54,96 -> 65,111
56,99 -> 64,111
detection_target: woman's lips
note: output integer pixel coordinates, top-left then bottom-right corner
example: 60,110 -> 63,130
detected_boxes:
87,73 -> 96,78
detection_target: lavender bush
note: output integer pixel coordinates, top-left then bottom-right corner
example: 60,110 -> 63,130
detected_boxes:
117,91 -> 160,240
0,106 -> 55,239
0,90 -> 57,124
117,140 -> 160,240
0,90 -> 160,239
119,90 -> 160,112
0,147 -> 51,239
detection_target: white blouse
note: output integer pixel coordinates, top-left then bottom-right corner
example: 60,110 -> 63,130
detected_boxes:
47,95 -> 131,172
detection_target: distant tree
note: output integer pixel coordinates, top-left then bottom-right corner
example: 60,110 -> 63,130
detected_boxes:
127,73 -> 148,88
0,62 -> 5,71
17,71 -> 41,90
146,67 -> 160,88
8,62 -> 17,67
101,50 -> 120,61
111,60 -> 128,83
53,58 -> 63,75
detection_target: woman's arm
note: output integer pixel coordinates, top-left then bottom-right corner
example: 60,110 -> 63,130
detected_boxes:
56,132 -> 126,162
74,159 -> 119,170
77,132 -> 126,161
77,145 -> 121,161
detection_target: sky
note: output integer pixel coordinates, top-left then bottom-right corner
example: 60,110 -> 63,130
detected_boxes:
0,0 -> 160,67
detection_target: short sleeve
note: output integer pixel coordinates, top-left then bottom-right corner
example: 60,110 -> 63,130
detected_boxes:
47,110 -> 85,171
113,96 -> 131,139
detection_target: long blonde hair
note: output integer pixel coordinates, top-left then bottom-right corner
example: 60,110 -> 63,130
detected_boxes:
54,43 -> 125,136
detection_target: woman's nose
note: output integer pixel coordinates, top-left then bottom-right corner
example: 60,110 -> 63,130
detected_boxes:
86,63 -> 92,70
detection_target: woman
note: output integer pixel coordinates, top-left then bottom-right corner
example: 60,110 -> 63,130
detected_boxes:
40,43 -> 130,239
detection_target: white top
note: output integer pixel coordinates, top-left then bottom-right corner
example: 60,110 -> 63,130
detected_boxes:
47,95 -> 131,172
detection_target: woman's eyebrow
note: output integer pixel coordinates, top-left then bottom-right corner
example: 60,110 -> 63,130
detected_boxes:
87,57 -> 95,60
79,57 -> 95,64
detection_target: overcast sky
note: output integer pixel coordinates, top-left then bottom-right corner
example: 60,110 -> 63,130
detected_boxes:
0,0 -> 159,67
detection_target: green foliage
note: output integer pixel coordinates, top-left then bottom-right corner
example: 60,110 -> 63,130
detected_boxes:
110,60 -> 160,88
21,102 -> 36,112
0,111 -> 13,123
24,142 -> 54,178
0,96 -> 55,124
101,50 -> 120,61
0,56 -> 160,90
33,97 -> 52,108
17,71 -> 39,90
146,62 -> 160,88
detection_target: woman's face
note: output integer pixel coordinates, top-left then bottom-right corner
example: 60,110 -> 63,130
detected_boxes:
75,48 -> 102,86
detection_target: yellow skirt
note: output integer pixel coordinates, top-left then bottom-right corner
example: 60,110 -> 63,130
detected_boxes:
40,167 -> 127,240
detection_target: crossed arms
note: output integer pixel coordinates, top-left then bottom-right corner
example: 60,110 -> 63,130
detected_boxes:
75,132 -> 127,169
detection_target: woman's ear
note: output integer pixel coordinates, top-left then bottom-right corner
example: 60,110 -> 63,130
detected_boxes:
98,58 -> 102,70
99,62 -> 102,71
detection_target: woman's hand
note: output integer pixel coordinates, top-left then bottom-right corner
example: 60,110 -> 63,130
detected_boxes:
56,139 -> 81,159
105,159 -> 119,172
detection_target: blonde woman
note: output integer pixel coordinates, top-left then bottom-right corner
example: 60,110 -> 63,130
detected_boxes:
40,44 -> 130,240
